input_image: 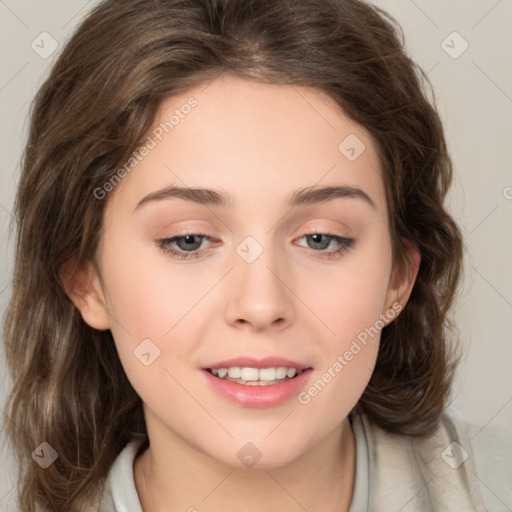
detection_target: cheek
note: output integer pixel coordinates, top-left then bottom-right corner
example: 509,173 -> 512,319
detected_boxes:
296,235 -> 392,409
99,227 -> 213,338
97,232 -> 222,392
298,269 -> 388,422
300,235 -> 393,346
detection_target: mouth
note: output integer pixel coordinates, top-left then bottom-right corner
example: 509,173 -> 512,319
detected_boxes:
201,357 -> 314,406
202,365 -> 314,408
204,366 -> 310,386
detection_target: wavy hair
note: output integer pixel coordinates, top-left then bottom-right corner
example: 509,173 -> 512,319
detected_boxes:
3,0 -> 463,509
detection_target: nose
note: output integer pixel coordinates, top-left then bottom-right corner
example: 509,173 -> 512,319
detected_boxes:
224,239 -> 295,332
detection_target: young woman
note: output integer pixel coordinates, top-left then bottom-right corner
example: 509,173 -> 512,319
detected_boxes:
3,0 -> 510,511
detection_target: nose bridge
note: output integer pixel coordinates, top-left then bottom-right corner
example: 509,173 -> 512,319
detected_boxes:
225,232 -> 295,330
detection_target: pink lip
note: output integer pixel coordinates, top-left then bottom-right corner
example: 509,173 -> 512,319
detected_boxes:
203,356 -> 312,371
201,367 -> 314,408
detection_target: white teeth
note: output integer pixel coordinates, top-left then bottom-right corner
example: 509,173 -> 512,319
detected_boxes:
209,366 -> 303,382
240,367 -> 259,381
286,368 -> 297,378
275,367 -> 288,379
227,367 -> 242,379
259,367 -> 279,381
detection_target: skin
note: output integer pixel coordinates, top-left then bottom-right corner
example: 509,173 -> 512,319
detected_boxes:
65,74 -> 420,511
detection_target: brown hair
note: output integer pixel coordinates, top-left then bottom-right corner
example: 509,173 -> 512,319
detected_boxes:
3,0 -> 463,509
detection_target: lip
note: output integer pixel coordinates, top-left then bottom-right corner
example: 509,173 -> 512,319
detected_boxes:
202,356 -> 312,371
201,366 -> 313,408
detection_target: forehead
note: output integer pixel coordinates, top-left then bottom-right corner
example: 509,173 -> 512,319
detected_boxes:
107,74 -> 386,216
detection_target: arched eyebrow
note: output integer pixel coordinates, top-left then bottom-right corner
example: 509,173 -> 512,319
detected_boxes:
133,184 -> 376,212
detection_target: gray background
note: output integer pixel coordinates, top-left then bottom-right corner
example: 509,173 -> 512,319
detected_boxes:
1,0 -> 511,510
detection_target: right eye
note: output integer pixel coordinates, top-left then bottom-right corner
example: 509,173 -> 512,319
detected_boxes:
156,232 -> 217,260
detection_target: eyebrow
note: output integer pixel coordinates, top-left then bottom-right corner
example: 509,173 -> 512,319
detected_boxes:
133,184 -> 377,212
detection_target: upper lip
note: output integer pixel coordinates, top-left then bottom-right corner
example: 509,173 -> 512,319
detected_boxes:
203,357 -> 312,371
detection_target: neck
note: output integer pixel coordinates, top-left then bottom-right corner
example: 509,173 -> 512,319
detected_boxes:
134,417 -> 356,512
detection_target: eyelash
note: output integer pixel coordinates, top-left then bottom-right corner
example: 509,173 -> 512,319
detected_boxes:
155,230 -> 355,261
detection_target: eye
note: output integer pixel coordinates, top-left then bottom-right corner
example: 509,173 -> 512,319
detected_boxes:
156,232 -> 217,260
155,230 -> 355,260
295,232 -> 355,259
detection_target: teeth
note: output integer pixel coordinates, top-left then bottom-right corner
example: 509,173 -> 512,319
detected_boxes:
210,366 -> 302,382
228,367 -> 242,379
241,367 -> 259,381
275,367 -> 288,379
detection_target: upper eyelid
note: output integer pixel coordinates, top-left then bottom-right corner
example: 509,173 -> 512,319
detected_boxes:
164,222 -> 351,238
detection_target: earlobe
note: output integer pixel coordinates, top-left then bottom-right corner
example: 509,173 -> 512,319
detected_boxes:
385,240 -> 421,318
59,259 -> 111,330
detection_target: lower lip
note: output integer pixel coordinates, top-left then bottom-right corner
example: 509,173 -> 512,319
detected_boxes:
202,369 -> 313,408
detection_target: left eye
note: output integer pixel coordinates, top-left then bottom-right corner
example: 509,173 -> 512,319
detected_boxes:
156,232 -> 355,260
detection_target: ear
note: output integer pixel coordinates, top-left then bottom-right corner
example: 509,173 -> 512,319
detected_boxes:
59,259 -> 111,330
383,240 -> 421,320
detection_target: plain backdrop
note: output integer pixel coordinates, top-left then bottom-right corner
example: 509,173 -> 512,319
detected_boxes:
0,0 -> 511,509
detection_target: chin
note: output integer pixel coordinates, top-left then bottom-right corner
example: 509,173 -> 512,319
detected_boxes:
204,437 -> 310,470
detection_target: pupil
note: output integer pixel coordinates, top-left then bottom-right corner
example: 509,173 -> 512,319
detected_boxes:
310,233 -> 329,250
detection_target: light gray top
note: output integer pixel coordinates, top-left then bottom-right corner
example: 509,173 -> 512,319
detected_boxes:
95,408 -> 512,511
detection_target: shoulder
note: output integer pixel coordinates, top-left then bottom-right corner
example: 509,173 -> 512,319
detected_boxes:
466,414 -> 512,510
352,407 -> 511,511
437,408 -> 512,508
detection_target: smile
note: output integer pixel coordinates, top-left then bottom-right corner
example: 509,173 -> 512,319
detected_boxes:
202,367 -> 313,408
207,366 -> 304,386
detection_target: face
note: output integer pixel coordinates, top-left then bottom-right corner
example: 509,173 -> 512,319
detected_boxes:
75,74 -> 416,469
